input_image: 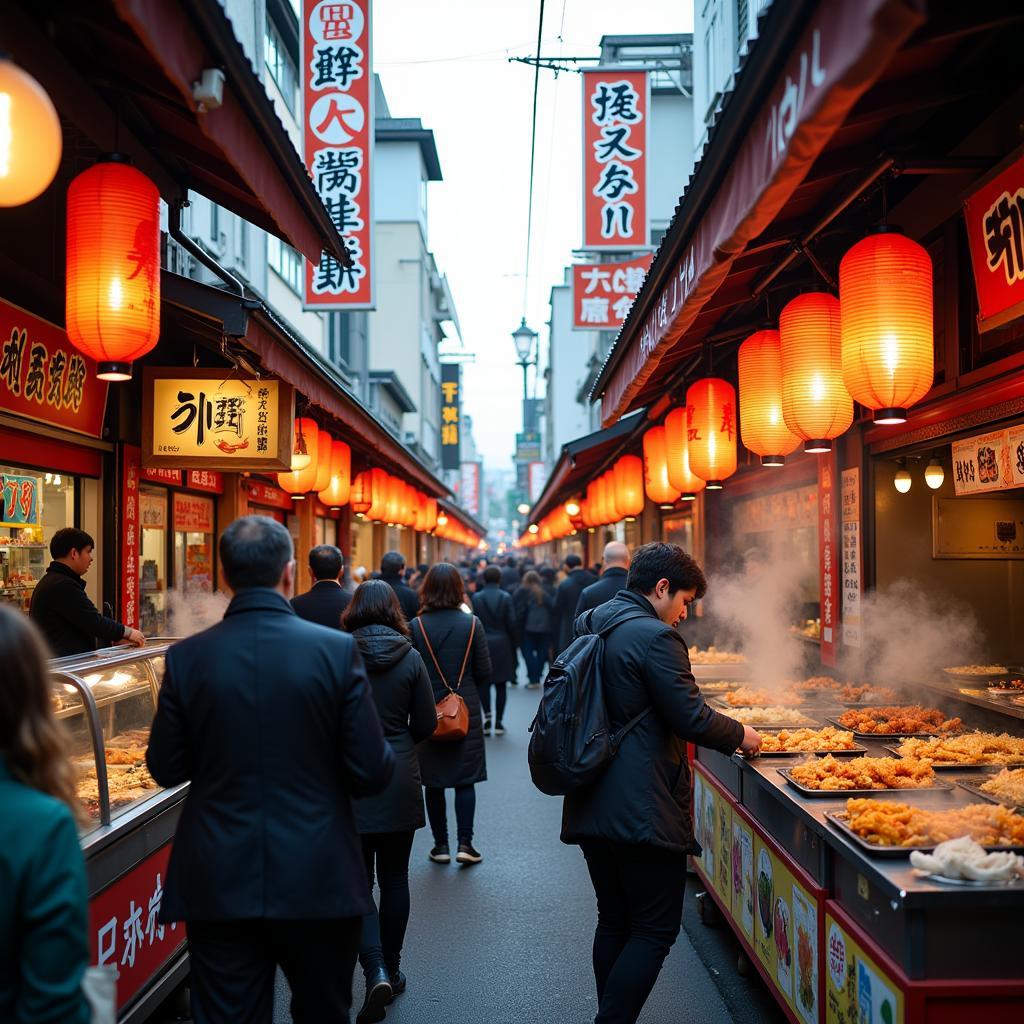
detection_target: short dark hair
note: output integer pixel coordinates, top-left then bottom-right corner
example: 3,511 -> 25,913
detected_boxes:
418,562 -> 465,613
505,557 -> 517,567
381,550 -> 405,576
50,527 -> 94,559
309,544 -> 343,580
564,553 -> 582,569
483,566 -> 501,584
627,542 -> 707,599
220,515 -> 293,590
342,579 -> 410,637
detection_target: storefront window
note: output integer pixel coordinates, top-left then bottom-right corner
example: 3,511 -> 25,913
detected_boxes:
139,486 -> 168,635
173,493 -> 214,595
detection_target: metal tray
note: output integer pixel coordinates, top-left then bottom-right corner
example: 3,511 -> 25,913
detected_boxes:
955,775 -> 1024,810
942,667 -> 1024,683
722,711 -> 821,730
882,744 -> 1024,770
779,766 -> 953,798
826,717 -> 958,740
710,696 -> 808,711
748,730 -> 868,757
824,811 -> 1024,858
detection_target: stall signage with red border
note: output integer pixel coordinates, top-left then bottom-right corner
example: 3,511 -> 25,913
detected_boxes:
964,151 -> 1024,332
0,473 -> 40,527
818,454 -> 839,666
141,467 -> 183,486
302,0 -> 374,309
186,469 -> 224,494
89,842 -> 186,1011
582,70 -> 648,251
121,445 -> 141,630
572,254 -> 653,329
246,479 -> 294,511
173,493 -> 214,533
0,298 -> 109,438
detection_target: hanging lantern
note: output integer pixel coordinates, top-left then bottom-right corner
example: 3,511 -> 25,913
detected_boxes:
290,417 -> 318,471
422,497 -> 438,533
567,498 -> 586,531
780,293 -> 853,453
597,470 -> 617,524
840,228 -> 933,424
685,378 -> 737,490
663,405 -> 706,501
613,454 -> 645,521
738,329 -> 801,466
0,57 -> 63,207
312,429 -> 333,493
642,426 -> 680,508
351,471 -> 372,516
366,469 -> 389,522
66,158 -> 160,380
317,440 -> 351,509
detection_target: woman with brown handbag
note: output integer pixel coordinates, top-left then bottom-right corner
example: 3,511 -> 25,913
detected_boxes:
410,563 -> 492,866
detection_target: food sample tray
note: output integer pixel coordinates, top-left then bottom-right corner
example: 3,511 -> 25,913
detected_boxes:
778,767 -> 953,798
826,718 -> 955,740
881,744 -> 1024,770
955,775 -> 1024,810
824,811 -> 1024,857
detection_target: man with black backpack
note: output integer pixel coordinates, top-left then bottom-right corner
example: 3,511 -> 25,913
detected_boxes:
556,542 -> 760,1024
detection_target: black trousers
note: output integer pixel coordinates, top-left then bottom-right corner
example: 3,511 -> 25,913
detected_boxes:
424,784 -> 476,845
359,830 -> 416,976
187,917 -> 361,1024
579,840 -> 688,1024
480,680 -> 508,724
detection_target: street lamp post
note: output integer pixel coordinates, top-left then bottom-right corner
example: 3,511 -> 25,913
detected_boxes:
512,318 -> 538,408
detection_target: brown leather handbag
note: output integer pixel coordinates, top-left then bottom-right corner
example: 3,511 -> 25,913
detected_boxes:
415,615 -> 476,742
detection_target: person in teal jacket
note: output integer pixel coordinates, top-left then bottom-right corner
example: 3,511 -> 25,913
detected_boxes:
0,605 -> 90,1024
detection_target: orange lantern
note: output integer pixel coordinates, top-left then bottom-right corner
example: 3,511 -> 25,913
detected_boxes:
840,229 -> 933,424
663,405 -> 707,500
366,468 -> 389,522
422,497 -> 438,533
66,159 -> 160,380
317,440 -> 351,509
312,429 -> 333,493
642,426 -> 680,508
780,292 -> 853,453
399,481 -> 415,527
613,454 -> 644,520
290,417 -> 318,471
685,378 -> 737,489
738,329 -> 801,466
0,58 -> 62,207
351,471 -> 372,516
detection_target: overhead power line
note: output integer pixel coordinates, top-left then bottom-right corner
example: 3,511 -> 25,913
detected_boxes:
522,0 -> 546,317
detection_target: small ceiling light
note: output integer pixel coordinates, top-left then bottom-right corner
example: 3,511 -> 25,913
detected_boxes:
517,502 -> 531,515
564,499 -> 581,517
924,457 -> 944,490
894,461 -> 912,494
528,523 -> 539,534
436,512 -> 449,527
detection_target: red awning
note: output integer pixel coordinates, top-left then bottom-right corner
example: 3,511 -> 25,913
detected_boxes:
595,0 -> 925,427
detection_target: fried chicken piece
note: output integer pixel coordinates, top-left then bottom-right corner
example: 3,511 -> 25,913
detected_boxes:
836,705 -> 962,736
759,727 -> 857,753
844,798 -> 1024,847
895,733 -> 1024,765
724,686 -> 804,707
728,706 -> 816,726
980,768 -> 1024,806
790,755 -> 936,791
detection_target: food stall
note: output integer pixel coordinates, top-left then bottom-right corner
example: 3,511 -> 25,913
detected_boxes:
51,640 -> 188,1023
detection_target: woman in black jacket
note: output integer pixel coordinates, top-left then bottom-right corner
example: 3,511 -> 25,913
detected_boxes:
514,570 -> 555,688
343,581 -> 437,1023
471,565 -> 520,735
411,563 -> 492,866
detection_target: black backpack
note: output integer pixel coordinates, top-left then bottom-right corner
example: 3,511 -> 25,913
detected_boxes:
527,613 -> 650,796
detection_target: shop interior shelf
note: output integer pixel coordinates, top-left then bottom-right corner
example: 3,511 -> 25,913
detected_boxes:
54,682 -> 153,720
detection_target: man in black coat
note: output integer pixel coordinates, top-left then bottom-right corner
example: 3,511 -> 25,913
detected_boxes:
380,550 -> 420,622
499,557 -> 520,593
30,527 -> 145,657
562,542 -> 760,1024
147,516 -> 394,1024
574,541 -> 630,619
291,543 -> 351,629
551,553 -> 597,658
472,566 -> 521,734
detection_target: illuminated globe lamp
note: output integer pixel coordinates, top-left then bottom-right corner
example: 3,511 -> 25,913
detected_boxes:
779,292 -> 853,453
894,459 -> 912,494
642,426 -> 680,509
613,454 -> 645,521
290,417 -> 318,471
528,522 -> 539,535
925,457 -> 944,490
66,157 -> 160,380
318,440 -> 351,509
738,329 -> 801,467
0,57 -> 63,207
840,228 -> 933,425
663,405 -> 707,501
685,378 -> 738,490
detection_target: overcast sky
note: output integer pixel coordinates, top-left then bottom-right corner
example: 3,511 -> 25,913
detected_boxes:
375,0 -> 693,471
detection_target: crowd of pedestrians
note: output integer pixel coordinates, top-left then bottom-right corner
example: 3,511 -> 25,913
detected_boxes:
0,518 -> 762,1024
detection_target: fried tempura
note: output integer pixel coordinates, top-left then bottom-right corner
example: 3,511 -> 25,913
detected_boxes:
836,705 -> 962,736
722,686 -> 804,707
759,727 -> 857,753
728,706 -> 816,726
790,755 -> 936,791
980,768 -> 1024,806
843,798 -> 1024,848
894,732 -> 1024,766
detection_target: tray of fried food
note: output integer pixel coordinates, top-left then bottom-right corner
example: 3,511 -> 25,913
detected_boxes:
887,732 -> 1024,769
830,705 -> 963,738
986,677 -> 1024,696
836,683 -> 901,704
943,664 -> 1016,681
956,768 -> 1024,810
697,680 -> 736,694
727,706 -> 818,728
714,686 -> 805,708
780,755 -> 950,796
909,835 -> 1024,885
689,645 -> 746,665
754,727 -> 864,756
826,797 -> 1024,856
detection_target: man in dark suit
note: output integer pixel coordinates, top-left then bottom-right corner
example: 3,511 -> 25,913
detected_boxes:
575,541 -> 631,620
380,550 -> 420,622
552,553 -> 597,658
291,544 -> 351,629
147,516 -> 394,1024
499,557 -> 520,593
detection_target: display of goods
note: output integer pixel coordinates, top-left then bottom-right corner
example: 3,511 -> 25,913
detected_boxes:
894,732 -> 1024,766
836,705 -> 962,735
980,768 -> 1024,806
797,922 -> 815,1011
843,797 -> 1024,848
689,645 -> 746,665
729,706 -> 816,727
945,664 -> 1010,676
74,728 -> 158,818
721,686 -> 803,708
910,835 -> 1024,882
698,681 -> 735,694
988,678 -> 1024,692
793,675 -> 843,692
788,754 -> 936,791
791,619 -> 820,640
759,727 -> 857,753
837,683 -> 900,704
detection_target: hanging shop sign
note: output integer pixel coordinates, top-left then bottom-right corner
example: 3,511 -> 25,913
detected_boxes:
571,255 -> 653,329
0,473 -> 40,528
121,445 -> 141,631
460,461 -> 481,517
0,298 -> 109,438
949,425 -> 1024,496
140,491 -> 166,529
142,369 -> 294,471
841,468 -> 862,648
245,478 -> 294,512
173,493 -> 214,534
185,470 -> 224,494
141,468 -> 183,486
528,461 -> 547,505
819,454 -> 840,666
964,150 -> 1024,332
582,69 -> 648,251
302,0 -> 374,309
440,363 -> 461,471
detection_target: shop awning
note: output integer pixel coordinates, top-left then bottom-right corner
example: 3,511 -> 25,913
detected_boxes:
438,499 -> 487,541
591,0 -> 926,426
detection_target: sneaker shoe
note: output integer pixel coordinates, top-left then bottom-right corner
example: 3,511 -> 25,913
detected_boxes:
455,842 -> 483,865
494,723 -> 506,736
356,966 -> 392,1024
388,970 -> 406,997
526,682 -> 541,690
429,843 -> 450,864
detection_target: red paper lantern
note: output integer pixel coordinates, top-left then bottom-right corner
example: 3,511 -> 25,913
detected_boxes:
351,471 -> 372,516
642,426 -> 680,508
663,405 -> 707,500
312,429 -> 333,493
738,329 -> 801,466
317,440 -> 351,509
366,469 -> 389,522
613,454 -> 645,520
685,378 -> 737,489
290,417 -> 318,471
840,229 -> 933,424
66,159 -> 160,380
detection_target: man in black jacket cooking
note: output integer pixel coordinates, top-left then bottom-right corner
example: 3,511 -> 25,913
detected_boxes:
563,542 -> 760,1024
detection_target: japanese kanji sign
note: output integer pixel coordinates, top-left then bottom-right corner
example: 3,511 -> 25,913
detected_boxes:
142,369 -> 294,471
303,0 -> 374,309
950,425 -> 1024,496
0,473 -> 40,528
841,467 -> 861,648
440,363 -> 461,471
582,70 -> 648,251
122,445 -> 141,630
964,151 -> 1024,332
818,452 -> 839,667
572,255 -> 653,329
0,298 -> 109,437
173,493 -> 214,533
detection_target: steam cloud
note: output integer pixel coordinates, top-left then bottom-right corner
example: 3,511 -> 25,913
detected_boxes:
165,590 -> 230,638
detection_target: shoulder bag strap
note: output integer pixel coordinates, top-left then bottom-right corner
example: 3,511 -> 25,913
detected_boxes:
454,616 -> 476,690
414,618 -> 454,695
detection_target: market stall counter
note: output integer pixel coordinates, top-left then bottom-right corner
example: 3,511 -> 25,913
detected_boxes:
52,640 -> 188,1023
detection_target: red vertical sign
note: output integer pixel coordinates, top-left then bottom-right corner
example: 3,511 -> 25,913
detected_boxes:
818,453 -> 839,667
302,0 -> 374,309
582,70 -> 648,251
121,445 -> 140,630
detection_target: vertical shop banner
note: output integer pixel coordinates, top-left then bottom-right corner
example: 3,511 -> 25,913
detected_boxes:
302,0 -> 374,309
582,70 -> 648,250
440,363 -> 461,471
528,461 -> 547,504
121,445 -> 141,630
459,462 -> 481,517
571,254 -> 654,328
818,454 -> 839,666
840,468 -> 862,648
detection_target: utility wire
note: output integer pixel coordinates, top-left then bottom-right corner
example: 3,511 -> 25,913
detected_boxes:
522,0 -> 546,316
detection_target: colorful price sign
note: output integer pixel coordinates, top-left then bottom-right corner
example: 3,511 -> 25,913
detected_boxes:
0,473 -> 39,527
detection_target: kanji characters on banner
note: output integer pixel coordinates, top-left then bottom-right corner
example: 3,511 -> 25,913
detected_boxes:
302,1 -> 374,309
572,254 -> 653,329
